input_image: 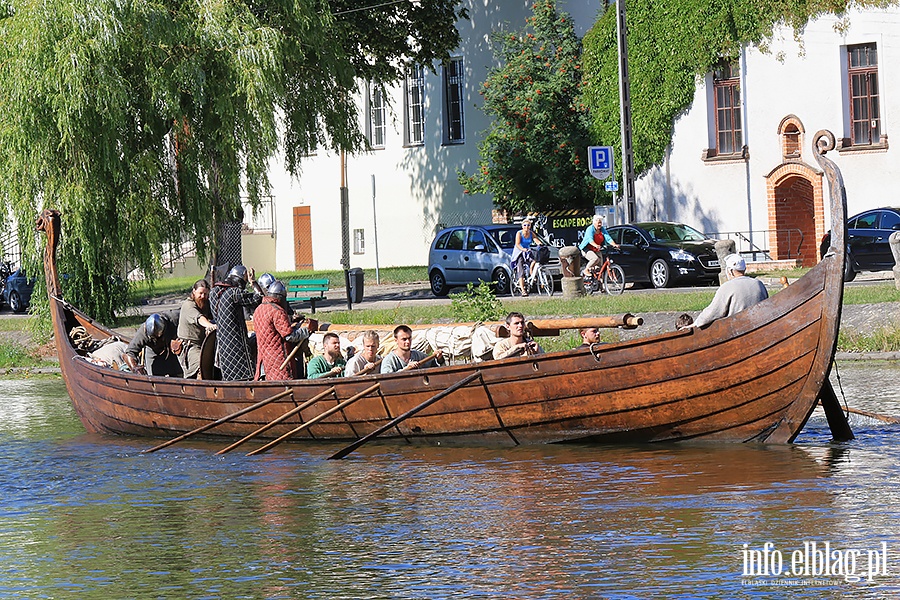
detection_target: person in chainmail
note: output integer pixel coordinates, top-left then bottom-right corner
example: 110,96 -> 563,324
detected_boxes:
209,265 -> 262,381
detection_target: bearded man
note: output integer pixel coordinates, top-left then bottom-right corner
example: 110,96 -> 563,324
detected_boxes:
177,279 -> 217,378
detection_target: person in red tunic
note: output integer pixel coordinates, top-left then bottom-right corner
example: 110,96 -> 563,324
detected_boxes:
252,280 -> 312,380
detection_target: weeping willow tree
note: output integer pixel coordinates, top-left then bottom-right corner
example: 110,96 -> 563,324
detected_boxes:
582,0 -> 898,179
0,0 -> 466,323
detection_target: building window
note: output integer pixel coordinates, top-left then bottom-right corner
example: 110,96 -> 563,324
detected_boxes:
404,64 -> 425,146
366,84 -> 386,149
713,62 -> 742,155
443,57 -> 465,144
847,43 -> 880,146
353,229 -> 365,255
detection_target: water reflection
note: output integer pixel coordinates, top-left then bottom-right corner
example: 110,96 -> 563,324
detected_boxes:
1,365 -> 899,597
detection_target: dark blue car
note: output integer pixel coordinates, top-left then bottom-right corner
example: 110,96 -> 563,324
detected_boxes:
819,207 -> 900,281
3,268 -> 36,313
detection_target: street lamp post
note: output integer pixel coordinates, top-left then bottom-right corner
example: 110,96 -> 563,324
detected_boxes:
615,0 -> 637,223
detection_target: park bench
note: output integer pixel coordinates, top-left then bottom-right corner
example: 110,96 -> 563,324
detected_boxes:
286,278 -> 329,313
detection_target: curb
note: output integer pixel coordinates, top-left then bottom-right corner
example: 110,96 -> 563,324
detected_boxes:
835,352 -> 900,361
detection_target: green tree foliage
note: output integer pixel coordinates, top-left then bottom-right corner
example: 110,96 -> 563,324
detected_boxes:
582,0 -> 897,179
459,0 -> 601,215
0,0 -> 465,323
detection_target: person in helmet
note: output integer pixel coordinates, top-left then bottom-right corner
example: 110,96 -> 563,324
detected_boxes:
210,264 -> 263,381
252,279 -> 314,380
124,312 -> 183,377
176,279 -> 217,378
257,272 -> 276,294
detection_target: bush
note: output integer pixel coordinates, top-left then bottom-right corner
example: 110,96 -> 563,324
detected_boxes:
450,281 -> 505,323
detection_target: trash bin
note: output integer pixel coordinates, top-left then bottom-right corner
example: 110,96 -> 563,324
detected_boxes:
348,267 -> 364,304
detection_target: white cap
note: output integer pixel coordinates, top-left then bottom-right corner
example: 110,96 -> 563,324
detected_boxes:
725,254 -> 746,272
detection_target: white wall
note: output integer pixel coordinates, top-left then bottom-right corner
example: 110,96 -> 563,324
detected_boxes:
636,7 -> 900,236
266,0 -> 605,272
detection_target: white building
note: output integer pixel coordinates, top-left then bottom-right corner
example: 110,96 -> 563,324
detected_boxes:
253,3 -> 897,273
259,0 -> 603,273
635,6 -> 899,266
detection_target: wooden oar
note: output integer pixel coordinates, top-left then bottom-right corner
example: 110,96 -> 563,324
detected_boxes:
817,379 -> 854,441
215,387 -> 337,455
497,315 -> 644,338
142,388 -> 294,453
401,352 -> 437,371
817,401 -> 900,424
247,383 -> 381,456
279,343 -> 303,371
328,371 -> 482,460
353,358 -> 383,376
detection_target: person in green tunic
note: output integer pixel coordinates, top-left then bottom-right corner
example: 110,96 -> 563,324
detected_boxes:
307,332 -> 347,379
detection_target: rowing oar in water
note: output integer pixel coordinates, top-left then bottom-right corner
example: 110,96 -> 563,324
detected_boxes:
328,370 -> 483,460
142,388 -> 294,453
246,383 -> 382,456
215,387 -> 337,455
817,400 -> 900,424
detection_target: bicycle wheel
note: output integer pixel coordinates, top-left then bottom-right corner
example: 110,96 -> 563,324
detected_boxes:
537,266 -> 553,296
603,264 -> 626,295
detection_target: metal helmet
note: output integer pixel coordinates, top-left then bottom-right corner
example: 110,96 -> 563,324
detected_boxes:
267,280 -> 286,300
227,265 -> 248,283
145,314 -> 166,340
257,272 -> 275,292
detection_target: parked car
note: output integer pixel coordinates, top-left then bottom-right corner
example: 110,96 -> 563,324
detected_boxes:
428,225 -> 562,296
819,207 -> 900,281
3,268 -> 36,312
605,222 -> 720,288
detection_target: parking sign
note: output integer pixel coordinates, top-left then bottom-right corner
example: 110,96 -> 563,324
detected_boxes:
588,146 -> 613,180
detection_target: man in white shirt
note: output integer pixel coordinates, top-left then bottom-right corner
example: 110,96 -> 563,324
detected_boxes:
689,254 -> 768,329
345,330 -> 381,376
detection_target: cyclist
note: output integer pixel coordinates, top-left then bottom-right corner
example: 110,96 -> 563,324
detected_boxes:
512,218 -> 539,296
578,215 -> 619,278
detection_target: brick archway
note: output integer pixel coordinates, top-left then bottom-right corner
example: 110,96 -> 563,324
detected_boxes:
765,163 -> 824,267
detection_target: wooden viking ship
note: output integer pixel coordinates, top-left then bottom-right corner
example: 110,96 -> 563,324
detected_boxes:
39,131 -> 851,454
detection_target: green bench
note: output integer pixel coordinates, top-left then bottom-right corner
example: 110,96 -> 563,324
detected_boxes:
286,278 -> 329,313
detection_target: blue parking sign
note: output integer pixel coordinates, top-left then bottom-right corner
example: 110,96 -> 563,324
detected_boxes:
588,146 -> 613,180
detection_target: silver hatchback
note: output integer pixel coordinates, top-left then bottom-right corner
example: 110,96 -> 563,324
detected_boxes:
428,225 -> 561,296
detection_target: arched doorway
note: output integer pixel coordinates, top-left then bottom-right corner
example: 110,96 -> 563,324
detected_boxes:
764,116 -> 825,267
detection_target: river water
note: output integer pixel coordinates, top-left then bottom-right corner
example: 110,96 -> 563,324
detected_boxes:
1,363 -> 899,599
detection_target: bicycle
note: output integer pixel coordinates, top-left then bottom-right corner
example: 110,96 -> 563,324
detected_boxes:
582,253 -> 625,296
513,248 -> 554,297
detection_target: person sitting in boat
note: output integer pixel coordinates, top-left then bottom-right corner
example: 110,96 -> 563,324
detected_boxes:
492,312 -> 542,359
578,326 -> 601,348
124,313 -> 184,377
687,254 -> 768,329
381,325 -> 444,373
177,279 -> 217,379
210,265 -> 264,381
308,332 -> 348,379
578,214 -> 620,278
511,218 -> 538,297
344,330 -> 381,376
254,280 -> 312,381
